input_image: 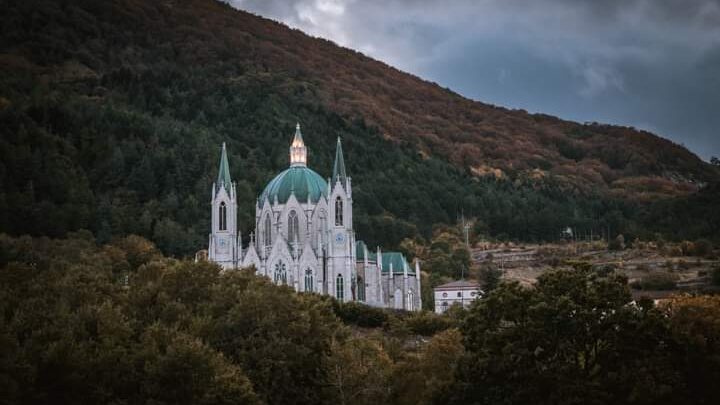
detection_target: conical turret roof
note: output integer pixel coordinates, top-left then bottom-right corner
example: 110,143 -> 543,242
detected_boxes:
332,137 -> 347,186
217,142 -> 232,192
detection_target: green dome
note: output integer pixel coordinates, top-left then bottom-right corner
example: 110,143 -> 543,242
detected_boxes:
260,166 -> 328,205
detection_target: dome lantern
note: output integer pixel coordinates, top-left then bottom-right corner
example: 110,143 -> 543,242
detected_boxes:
260,122 -> 328,207
289,122 -> 307,167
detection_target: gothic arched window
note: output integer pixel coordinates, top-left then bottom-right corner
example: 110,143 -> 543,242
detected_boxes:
264,214 -> 272,247
304,268 -> 314,292
335,197 -> 343,226
336,273 -> 344,302
274,261 -> 287,285
219,202 -> 227,231
357,276 -> 365,302
406,290 -> 414,311
288,210 -> 299,244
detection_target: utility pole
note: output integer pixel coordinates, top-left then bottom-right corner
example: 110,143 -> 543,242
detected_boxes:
464,222 -> 471,249
573,227 -> 577,255
462,209 -> 470,249
607,225 -> 611,245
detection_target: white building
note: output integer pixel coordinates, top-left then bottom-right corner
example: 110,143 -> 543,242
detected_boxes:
208,123 -> 422,311
434,280 -> 482,314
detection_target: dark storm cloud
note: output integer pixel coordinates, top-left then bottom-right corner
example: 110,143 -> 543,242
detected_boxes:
226,0 -> 720,159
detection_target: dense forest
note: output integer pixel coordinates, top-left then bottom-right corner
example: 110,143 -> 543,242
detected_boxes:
2,233 -> 720,404
0,0 -> 718,257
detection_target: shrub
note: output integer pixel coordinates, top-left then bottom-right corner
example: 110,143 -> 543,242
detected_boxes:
478,263 -> 502,292
112,234 -> 162,270
639,273 -> 678,290
712,266 -> 720,287
667,246 -> 683,257
443,303 -> 469,323
680,241 -> 695,256
636,263 -> 651,272
655,234 -> 666,250
693,239 -> 713,257
594,263 -> 617,276
609,234 -> 625,251
382,311 -> 412,338
404,311 -> 455,336
545,256 -> 561,267
333,301 -> 389,328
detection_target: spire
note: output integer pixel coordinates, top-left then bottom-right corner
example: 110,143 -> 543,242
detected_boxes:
289,122 -> 307,166
217,142 -> 232,192
332,137 -> 347,186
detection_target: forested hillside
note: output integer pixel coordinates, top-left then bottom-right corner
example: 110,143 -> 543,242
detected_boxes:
0,0 -> 718,256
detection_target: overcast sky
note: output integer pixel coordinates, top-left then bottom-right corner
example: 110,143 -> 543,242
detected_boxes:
226,0 -> 720,160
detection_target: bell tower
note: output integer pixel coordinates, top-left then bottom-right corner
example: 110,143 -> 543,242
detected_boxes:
208,143 -> 240,269
327,137 -> 355,301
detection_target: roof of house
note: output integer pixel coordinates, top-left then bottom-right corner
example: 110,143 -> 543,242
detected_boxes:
434,280 -> 480,290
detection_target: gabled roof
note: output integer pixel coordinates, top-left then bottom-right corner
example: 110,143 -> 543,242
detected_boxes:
356,240 -> 367,259
355,241 -> 377,262
434,280 -> 480,290
381,252 -> 415,275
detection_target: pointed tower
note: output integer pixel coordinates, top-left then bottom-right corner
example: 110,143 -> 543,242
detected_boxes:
328,137 -> 355,302
289,123 -> 307,167
217,142 -> 232,193
330,137 -> 352,230
209,143 -> 240,269
332,137 -> 346,187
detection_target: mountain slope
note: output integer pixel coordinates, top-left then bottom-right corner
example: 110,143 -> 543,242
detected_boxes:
6,0 -> 716,195
137,0 -> 719,197
0,0 -> 717,253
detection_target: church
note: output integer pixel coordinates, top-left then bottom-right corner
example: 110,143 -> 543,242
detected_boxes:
207,123 -> 422,311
